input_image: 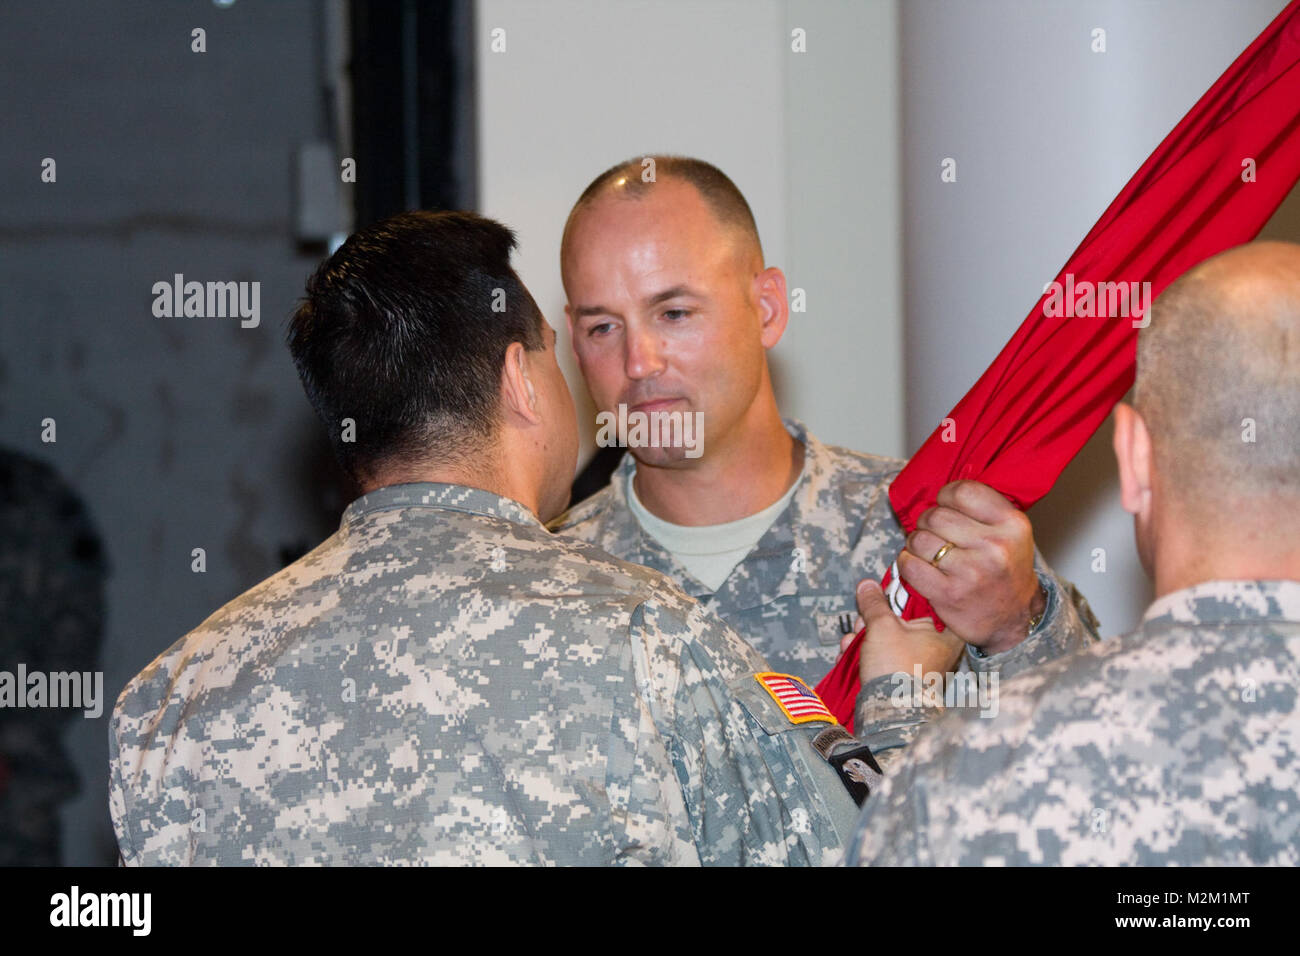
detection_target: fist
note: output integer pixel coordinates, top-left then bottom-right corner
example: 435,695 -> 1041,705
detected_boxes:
898,479 -> 1045,655
855,579 -> 964,685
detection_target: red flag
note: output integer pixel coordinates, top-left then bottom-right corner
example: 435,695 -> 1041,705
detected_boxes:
818,1 -> 1300,729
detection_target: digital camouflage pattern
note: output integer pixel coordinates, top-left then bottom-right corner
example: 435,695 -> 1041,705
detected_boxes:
551,419 -> 1101,763
110,482 -> 862,866
848,579 -> 1300,866
0,450 -> 106,866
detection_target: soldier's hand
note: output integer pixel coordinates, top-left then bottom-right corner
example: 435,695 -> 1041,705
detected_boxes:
856,579 -> 964,684
898,479 -> 1045,655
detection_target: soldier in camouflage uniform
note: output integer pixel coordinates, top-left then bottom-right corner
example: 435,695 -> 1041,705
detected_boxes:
110,211 -> 870,866
849,240 -> 1300,865
550,156 -> 1099,762
0,448 -> 106,866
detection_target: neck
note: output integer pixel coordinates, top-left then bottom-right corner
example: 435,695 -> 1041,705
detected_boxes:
631,388 -> 802,526
361,444 -> 543,518
1151,506 -> 1300,598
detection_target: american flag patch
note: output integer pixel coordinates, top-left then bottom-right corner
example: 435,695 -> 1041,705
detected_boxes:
754,672 -> 837,725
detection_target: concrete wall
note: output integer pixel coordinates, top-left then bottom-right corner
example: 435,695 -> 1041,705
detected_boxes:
1,0 -> 346,865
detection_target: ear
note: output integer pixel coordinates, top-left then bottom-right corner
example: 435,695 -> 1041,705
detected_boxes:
501,341 -> 541,425
1113,402 -> 1153,516
753,266 -> 789,349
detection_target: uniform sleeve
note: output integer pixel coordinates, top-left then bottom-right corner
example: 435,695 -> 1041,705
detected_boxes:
851,651 -> 1090,866
846,754 -> 933,866
107,700 -> 139,867
965,552 -> 1102,679
631,599 -> 858,865
849,705 -> 987,866
853,673 -> 944,774
852,553 -> 1099,773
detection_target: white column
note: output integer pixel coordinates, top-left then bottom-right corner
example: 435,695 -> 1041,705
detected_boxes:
898,0 -> 1289,634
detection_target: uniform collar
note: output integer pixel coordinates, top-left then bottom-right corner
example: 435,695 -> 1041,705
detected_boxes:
715,418 -> 844,608
1141,579 -> 1300,627
341,482 -> 544,531
598,418 -> 838,607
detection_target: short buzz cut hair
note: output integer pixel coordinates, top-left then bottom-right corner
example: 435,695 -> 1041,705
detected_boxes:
286,210 -> 545,484
1136,246 -> 1300,503
561,155 -> 764,262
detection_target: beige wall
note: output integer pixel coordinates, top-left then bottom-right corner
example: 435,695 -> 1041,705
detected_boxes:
476,0 -> 906,464
477,0 -> 1297,638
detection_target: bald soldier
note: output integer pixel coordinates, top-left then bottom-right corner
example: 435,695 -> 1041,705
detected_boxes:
110,211 -> 871,867
848,240 -> 1300,866
551,156 -> 1100,757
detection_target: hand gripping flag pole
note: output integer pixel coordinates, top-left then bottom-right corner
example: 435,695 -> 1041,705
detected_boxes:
817,0 -> 1300,730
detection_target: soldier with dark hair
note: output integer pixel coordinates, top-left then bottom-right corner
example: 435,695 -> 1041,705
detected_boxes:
110,211 -> 871,866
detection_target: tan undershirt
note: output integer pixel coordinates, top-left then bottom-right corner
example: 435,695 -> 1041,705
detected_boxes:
626,461 -> 805,591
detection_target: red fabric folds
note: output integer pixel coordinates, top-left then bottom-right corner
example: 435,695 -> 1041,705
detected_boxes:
818,1 -> 1300,729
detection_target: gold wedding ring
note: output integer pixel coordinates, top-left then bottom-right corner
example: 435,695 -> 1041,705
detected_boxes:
930,541 -> 956,568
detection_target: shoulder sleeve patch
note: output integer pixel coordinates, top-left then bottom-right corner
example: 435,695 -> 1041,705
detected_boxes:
753,672 -> 837,725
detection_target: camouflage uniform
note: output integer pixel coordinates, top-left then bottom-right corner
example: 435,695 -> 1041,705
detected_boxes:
551,419 -> 1100,762
0,449 -> 106,866
848,579 -> 1300,866
110,482 -> 864,866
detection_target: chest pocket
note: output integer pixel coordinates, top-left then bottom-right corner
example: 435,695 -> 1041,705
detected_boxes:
761,593 -> 857,648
